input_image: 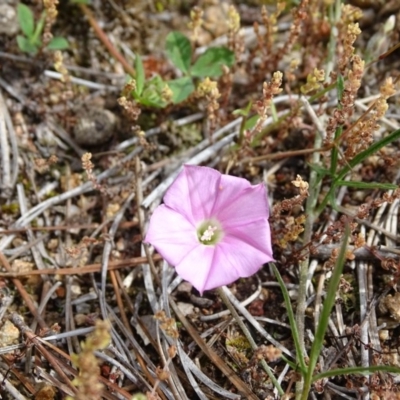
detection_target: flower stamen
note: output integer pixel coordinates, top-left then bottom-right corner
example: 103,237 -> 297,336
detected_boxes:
200,225 -> 217,241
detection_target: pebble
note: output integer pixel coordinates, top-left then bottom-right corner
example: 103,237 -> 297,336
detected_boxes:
0,320 -> 19,347
0,4 -> 19,36
73,108 -> 118,146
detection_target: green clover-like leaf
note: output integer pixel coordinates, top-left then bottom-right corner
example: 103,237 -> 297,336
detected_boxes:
166,31 -> 192,74
17,3 -> 35,38
191,47 -> 235,78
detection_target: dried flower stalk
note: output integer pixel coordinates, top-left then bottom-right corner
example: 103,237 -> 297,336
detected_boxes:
251,71 -> 283,136
67,320 -> 111,400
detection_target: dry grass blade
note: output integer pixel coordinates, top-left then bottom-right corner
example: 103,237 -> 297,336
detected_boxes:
0,93 -> 19,201
0,255 -> 162,277
169,298 -> 259,399
1,1 -> 400,398
10,312 -> 78,395
0,251 -> 48,330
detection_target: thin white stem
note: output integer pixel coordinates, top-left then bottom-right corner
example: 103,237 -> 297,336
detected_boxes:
0,91 -> 11,197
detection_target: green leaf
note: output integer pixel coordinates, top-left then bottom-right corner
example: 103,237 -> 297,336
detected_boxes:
138,93 -> 166,108
313,365 -> 400,382
17,3 -> 35,38
168,77 -> 195,103
165,31 -> 192,74
244,114 -> 259,131
47,37 -> 69,50
232,101 -> 253,117
280,355 -> 299,371
322,128 -> 400,214
272,263 -> 307,374
308,163 -> 330,177
335,180 -> 398,190
16,35 -> 37,54
191,47 -> 235,77
32,12 -> 46,45
337,74 -> 344,103
330,127 -> 342,176
304,224 -> 350,393
139,75 -> 169,108
335,127 -> 400,182
135,55 -> 145,96
232,109 -> 246,117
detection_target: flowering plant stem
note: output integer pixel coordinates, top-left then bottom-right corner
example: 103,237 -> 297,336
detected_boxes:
300,224 -> 350,400
216,286 -> 284,396
295,131 -> 322,399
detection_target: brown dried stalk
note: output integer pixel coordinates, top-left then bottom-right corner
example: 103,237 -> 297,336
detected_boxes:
169,297 -> 259,399
0,251 -> 48,330
78,4 -> 135,77
0,254 -> 162,278
10,312 -> 78,394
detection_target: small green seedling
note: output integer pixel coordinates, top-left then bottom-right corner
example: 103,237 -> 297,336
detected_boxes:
131,31 -> 235,108
17,3 -> 69,55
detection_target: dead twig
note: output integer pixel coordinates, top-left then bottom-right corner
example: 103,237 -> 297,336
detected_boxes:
78,4 -> 136,77
9,312 -> 78,395
0,90 -> 18,199
0,252 -> 48,330
169,297 -> 259,400
0,254 -> 162,277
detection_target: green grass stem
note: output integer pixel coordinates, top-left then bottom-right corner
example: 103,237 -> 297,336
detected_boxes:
300,224 -> 350,400
272,263 -> 307,374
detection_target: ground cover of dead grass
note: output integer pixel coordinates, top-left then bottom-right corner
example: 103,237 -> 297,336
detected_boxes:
1,0 -> 400,399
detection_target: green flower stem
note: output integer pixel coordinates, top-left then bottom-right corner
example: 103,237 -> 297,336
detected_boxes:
300,225 -> 350,400
216,286 -> 284,396
295,129 -> 323,399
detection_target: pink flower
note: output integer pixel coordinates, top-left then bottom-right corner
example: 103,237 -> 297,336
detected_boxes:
144,165 -> 274,294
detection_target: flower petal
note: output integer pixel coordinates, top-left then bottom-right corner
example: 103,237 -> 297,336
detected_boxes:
176,234 -> 273,294
175,245 -> 216,294
213,173 -> 252,214
145,165 -> 274,293
217,184 -> 270,228
163,165 -> 222,223
144,205 -> 198,266
204,236 -> 273,287
224,218 -> 274,259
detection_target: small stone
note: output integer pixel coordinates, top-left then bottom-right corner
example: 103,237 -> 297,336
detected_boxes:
70,281 -> 82,298
74,314 -> 87,326
0,4 -> 18,36
0,320 -> 19,346
106,203 -> 120,218
176,281 -> 192,294
177,302 -> 194,317
73,108 -> 118,146
379,329 -> 389,341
